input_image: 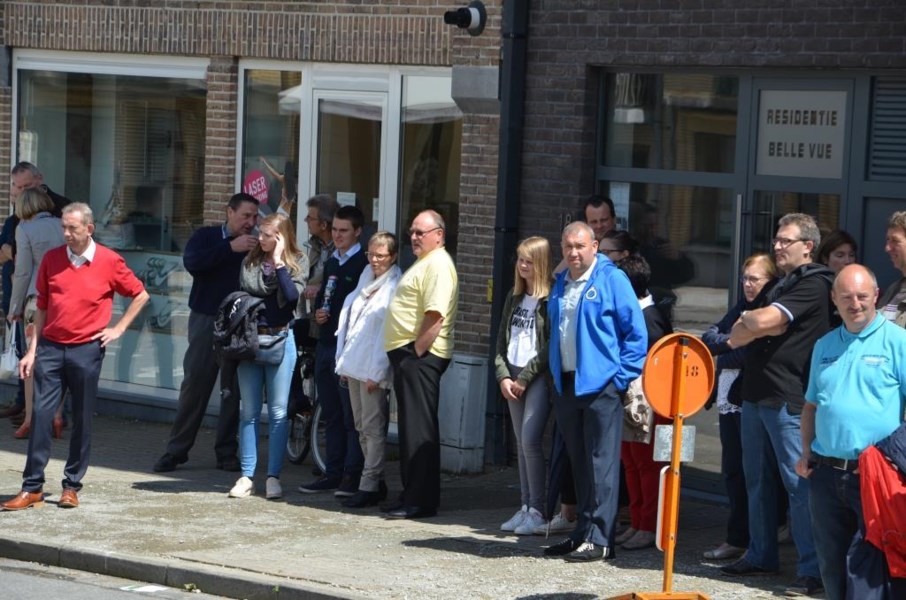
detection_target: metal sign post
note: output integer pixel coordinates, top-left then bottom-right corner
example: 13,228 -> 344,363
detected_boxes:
607,333 -> 715,600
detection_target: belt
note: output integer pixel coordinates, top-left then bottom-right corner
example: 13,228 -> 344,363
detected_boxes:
257,326 -> 288,335
812,453 -> 858,471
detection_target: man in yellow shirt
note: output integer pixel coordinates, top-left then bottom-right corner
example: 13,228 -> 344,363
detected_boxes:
383,210 -> 458,519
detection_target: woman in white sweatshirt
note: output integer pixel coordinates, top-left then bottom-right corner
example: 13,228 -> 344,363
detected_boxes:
335,231 -> 402,508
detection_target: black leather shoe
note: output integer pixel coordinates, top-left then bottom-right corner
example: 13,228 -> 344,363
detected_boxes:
384,505 -> 437,520
217,456 -> 241,472
0,403 -> 23,419
379,494 -> 404,513
564,542 -> 614,562
543,538 -> 581,557
342,489 -> 381,508
334,474 -> 360,498
153,453 -> 187,473
721,558 -> 778,576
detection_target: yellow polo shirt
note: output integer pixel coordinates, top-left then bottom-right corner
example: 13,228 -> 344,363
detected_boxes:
384,247 -> 458,359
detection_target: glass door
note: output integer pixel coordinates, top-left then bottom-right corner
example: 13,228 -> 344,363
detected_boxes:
310,91 -> 389,241
741,79 -> 853,270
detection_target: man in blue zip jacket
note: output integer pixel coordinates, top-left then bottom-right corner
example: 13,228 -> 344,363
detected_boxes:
544,221 -> 647,562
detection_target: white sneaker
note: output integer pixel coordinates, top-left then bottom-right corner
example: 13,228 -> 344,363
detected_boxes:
500,505 -> 528,532
533,512 -> 575,535
265,477 -> 282,500
514,508 -> 546,535
228,476 -> 254,498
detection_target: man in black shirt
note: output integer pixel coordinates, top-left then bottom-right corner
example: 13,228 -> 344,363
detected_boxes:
723,213 -> 832,598
298,205 -> 368,496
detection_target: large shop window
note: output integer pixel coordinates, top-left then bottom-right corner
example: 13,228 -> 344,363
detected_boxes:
603,73 -> 739,173
17,66 -> 206,391
240,69 -> 302,220
397,74 -> 463,266
600,72 -> 739,331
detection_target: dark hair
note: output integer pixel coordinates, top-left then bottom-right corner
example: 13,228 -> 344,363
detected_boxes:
334,205 -> 364,231
815,229 -> 858,265
617,254 -> 651,299
306,194 -> 338,224
581,194 -> 615,219
228,192 -> 259,211
11,161 -> 41,177
601,229 -> 639,254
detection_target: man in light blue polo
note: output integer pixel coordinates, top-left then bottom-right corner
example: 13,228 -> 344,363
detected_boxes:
797,264 -> 906,600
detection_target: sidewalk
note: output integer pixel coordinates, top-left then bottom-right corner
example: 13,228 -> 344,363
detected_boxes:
0,415 -> 797,599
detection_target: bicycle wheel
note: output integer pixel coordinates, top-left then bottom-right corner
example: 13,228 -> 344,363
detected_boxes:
286,410 -> 312,465
309,402 -> 327,474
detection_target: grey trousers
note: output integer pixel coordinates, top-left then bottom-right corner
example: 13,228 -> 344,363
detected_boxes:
163,311 -> 239,462
505,365 -> 551,512
347,378 -> 389,492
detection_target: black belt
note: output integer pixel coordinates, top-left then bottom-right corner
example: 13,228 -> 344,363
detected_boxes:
813,453 -> 858,471
257,326 -> 288,335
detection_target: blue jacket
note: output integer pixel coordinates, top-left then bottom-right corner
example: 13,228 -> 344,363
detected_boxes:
548,256 -> 648,397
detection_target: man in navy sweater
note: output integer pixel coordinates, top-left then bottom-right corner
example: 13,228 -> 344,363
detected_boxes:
299,205 -> 368,496
153,193 -> 259,473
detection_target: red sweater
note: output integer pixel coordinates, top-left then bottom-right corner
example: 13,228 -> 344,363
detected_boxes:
36,244 -> 145,345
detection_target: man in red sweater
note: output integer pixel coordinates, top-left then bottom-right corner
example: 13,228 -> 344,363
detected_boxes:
1,202 -> 149,510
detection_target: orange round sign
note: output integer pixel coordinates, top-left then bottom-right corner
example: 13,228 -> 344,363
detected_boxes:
641,333 -> 715,419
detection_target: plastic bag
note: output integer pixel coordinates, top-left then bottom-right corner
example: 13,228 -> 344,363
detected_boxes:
0,326 -> 18,379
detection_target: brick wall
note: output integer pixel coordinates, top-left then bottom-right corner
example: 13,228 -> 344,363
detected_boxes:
0,0 -> 506,357
519,0 -> 906,243
449,3 -> 501,357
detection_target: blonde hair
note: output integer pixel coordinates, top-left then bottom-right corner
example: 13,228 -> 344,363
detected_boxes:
742,252 -> 779,280
16,188 -> 54,220
513,236 -> 553,299
246,213 -> 305,276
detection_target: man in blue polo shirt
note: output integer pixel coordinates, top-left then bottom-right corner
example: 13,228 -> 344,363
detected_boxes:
797,264 -> 906,600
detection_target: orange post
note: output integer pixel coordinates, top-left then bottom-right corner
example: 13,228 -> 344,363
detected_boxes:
607,334 -> 713,600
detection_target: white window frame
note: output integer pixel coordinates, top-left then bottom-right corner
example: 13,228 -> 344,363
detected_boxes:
236,61 -> 454,244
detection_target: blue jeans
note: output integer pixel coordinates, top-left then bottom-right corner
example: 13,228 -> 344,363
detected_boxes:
740,402 -> 819,578
809,465 -> 862,600
236,332 -> 295,479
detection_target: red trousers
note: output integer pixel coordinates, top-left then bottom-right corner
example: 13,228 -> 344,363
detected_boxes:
621,433 -> 667,532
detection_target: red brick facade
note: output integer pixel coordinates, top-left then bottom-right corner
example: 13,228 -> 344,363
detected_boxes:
0,0 -> 503,356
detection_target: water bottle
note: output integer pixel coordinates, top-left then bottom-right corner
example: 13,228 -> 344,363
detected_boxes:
321,275 -> 338,314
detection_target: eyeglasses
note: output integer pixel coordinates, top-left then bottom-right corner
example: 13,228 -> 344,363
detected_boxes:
600,248 -> 622,255
740,276 -> 769,285
409,226 -> 442,238
772,237 -> 803,248
366,252 -> 392,260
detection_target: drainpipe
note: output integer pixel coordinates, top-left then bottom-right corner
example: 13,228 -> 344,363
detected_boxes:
485,1 -> 530,465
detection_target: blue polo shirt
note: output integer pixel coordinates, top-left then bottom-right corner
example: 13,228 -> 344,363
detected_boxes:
805,313 -> 906,460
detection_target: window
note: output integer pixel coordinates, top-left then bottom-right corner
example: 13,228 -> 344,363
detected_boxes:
240,69 -> 302,221
603,73 -> 739,173
16,55 -> 207,392
397,74 -> 463,266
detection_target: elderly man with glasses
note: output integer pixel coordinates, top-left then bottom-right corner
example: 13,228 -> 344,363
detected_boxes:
381,210 -> 458,520
724,213 -> 835,597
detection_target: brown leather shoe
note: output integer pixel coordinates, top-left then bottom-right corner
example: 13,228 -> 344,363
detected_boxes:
59,488 -> 79,509
1,490 -> 45,511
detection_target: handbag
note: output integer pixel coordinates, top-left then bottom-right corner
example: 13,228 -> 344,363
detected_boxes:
254,330 -> 288,365
0,325 -> 19,379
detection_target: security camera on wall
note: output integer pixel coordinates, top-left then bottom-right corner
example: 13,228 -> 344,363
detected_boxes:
443,1 -> 487,37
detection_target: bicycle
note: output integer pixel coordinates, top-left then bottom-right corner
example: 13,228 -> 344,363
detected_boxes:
285,343 -> 327,473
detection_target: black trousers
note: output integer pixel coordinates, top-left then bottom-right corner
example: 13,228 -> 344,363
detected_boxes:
388,344 -> 450,510
24,339 -> 104,492
164,311 -> 239,462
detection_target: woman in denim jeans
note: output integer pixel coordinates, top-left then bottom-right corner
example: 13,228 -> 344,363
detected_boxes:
229,213 -> 307,500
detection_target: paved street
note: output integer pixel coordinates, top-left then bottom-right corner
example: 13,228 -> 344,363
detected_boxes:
0,414 -> 799,599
